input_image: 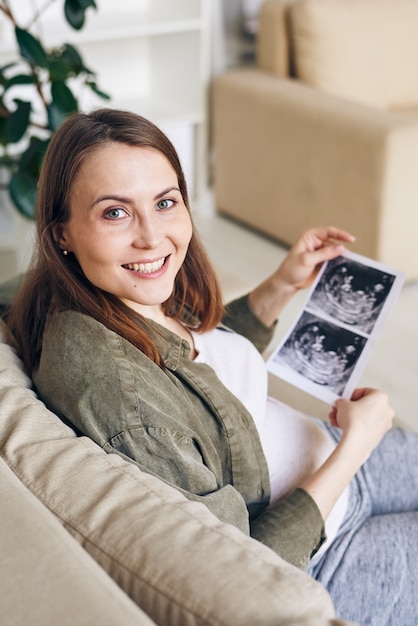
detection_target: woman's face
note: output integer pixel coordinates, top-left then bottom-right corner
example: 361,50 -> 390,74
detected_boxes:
55,142 -> 193,318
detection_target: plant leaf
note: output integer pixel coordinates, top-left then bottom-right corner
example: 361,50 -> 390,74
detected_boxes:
9,168 -> 37,219
78,0 -> 97,8
0,119 -> 7,146
48,81 -> 78,130
85,79 -> 111,100
0,62 -> 18,73
19,136 -> 50,176
51,80 -> 78,113
9,137 -> 50,219
47,57 -> 71,82
5,74 -> 36,89
62,42 -> 93,74
60,43 -> 84,71
5,100 -> 31,143
48,43 -> 92,80
64,0 -> 97,30
0,63 -> 18,87
15,27 -> 48,68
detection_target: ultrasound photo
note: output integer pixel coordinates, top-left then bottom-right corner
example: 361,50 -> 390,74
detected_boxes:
308,257 -> 396,335
267,251 -> 405,403
272,311 -> 367,395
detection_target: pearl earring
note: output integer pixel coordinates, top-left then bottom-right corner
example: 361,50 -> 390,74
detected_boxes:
63,250 -> 68,256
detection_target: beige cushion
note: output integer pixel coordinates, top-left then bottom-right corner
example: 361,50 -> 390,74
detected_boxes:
0,320 -> 349,626
0,456 -> 154,626
257,0 -> 301,77
289,0 -> 418,108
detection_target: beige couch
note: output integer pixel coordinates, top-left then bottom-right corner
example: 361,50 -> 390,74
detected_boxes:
0,280 -> 353,625
213,0 -> 418,280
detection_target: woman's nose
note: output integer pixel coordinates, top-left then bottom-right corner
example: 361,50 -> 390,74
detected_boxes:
132,214 -> 161,249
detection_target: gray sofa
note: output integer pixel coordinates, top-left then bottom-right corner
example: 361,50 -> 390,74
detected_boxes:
0,280 -> 353,626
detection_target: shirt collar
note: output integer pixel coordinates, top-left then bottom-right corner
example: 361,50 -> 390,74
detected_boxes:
136,317 -> 192,370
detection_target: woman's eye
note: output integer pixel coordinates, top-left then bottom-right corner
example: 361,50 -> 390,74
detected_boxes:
105,207 -> 126,220
157,198 -> 175,211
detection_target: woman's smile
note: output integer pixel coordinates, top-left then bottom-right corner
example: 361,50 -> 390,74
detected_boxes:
122,256 -> 168,275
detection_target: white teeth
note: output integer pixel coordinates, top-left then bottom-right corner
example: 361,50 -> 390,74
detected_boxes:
124,258 -> 165,273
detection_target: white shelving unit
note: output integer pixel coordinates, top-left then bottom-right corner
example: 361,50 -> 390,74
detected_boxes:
0,0 -> 211,282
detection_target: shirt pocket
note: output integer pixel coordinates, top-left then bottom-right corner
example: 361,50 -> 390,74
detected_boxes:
109,426 -> 220,494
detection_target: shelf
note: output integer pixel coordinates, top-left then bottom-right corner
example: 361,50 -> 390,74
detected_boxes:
0,1 -> 206,52
76,27 -> 206,124
47,17 -> 206,49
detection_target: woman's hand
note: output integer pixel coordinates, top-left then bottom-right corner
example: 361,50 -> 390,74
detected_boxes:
301,388 -> 394,522
248,226 -> 355,327
329,388 -> 394,462
276,226 -> 356,292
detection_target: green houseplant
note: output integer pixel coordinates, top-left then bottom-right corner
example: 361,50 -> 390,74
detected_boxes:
0,0 -> 109,219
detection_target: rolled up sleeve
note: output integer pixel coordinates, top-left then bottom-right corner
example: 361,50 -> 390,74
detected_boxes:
223,295 -> 276,353
251,488 -> 327,570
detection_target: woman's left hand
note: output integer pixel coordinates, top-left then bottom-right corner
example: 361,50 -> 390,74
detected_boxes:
276,226 -> 356,292
248,226 -> 355,327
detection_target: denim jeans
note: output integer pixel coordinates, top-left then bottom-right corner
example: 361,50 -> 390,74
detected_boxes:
309,425 -> 418,626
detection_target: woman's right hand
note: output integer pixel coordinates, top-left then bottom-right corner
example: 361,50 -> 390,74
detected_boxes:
329,388 -> 394,464
300,388 -> 394,522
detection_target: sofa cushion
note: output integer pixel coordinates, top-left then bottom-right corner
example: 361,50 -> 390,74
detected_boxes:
0,456 -> 153,626
0,319 -> 346,626
257,0 -> 301,77
289,0 -> 418,108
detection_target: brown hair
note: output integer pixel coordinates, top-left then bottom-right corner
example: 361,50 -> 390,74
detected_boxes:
8,108 -> 224,371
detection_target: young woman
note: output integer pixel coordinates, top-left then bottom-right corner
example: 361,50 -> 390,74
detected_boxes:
8,109 -> 418,626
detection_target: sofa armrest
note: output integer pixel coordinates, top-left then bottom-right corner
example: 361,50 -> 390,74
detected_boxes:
213,68 -> 418,277
0,456 -> 153,626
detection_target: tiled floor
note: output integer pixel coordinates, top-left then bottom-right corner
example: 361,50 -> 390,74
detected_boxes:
194,210 -> 418,431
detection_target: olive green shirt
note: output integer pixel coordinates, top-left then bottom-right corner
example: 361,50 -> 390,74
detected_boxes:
33,296 -> 326,569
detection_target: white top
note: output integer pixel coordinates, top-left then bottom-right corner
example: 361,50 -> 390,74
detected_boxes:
191,328 -> 349,558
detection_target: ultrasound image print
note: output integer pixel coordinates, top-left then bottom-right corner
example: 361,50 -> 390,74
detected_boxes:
274,311 -> 367,394
268,252 -> 405,401
309,257 -> 396,334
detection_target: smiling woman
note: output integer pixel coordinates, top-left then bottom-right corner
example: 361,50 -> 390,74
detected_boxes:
52,143 -> 193,326
6,107 -> 418,626
9,109 -> 223,369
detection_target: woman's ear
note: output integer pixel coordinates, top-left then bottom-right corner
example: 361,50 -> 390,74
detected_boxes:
52,224 -> 71,252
